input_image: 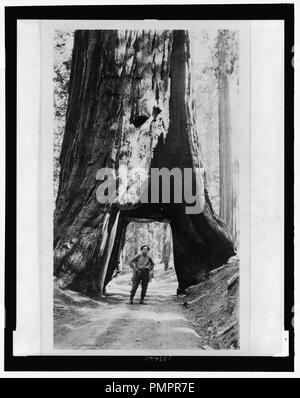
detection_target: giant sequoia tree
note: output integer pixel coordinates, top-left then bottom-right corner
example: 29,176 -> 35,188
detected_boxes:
54,30 -> 236,297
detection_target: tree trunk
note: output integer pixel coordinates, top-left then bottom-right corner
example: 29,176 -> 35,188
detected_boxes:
218,74 -> 233,233
54,29 -> 235,297
162,223 -> 171,271
217,30 -> 239,247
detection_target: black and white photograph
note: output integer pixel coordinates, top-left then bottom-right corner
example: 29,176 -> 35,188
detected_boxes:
5,2 -> 295,377
52,27 -> 241,352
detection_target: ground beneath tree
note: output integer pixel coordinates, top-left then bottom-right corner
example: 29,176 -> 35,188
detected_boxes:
54,265 -> 203,350
54,258 -> 239,351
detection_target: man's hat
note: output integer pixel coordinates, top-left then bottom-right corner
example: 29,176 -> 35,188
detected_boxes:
140,244 -> 150,251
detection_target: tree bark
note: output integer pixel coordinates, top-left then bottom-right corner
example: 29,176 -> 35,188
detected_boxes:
218,74 -> 233,233
216,30 -> 239,247
54,29 -> 235,296
161,223 -> 171,271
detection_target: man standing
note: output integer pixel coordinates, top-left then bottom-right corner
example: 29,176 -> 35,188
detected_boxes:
129,245 -> 154,304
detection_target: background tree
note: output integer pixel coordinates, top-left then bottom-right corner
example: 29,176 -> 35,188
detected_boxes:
161,222 -> 172,270
193,31 -> 220,214
53,30 -> 74,203
215,30 -> 239,246
54,30 -> 235,296
193,30 -> 239,247
120,221 -> 172,273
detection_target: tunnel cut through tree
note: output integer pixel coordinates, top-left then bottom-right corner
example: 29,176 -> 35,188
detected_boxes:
54,29 -> 236,297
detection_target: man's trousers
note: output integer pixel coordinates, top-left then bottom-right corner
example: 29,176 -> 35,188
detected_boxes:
130,269 -> 150,300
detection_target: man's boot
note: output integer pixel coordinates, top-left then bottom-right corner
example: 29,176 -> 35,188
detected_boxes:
128,296 -> 134,304
140,298 -> 147,305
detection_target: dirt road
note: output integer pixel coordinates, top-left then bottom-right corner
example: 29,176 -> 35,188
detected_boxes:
54,266 -> 204,351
